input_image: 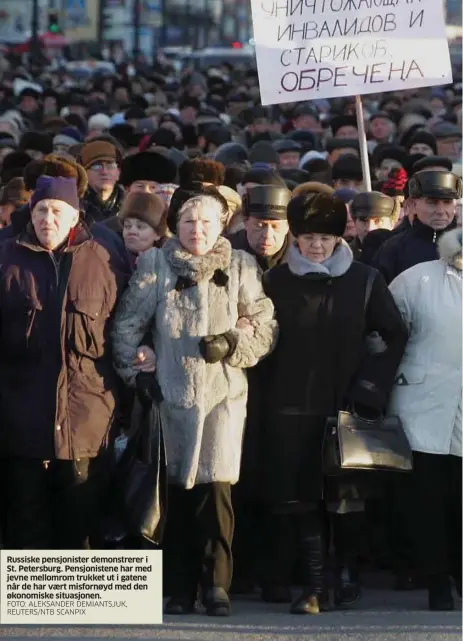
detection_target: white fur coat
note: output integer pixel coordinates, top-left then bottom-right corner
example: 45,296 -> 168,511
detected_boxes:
112,236 -> 278,488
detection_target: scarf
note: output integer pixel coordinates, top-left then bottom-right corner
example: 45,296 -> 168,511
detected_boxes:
287,239 -> 354,278
163,235 -> 232,283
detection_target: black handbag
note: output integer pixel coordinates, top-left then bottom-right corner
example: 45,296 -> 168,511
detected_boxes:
323,269 -> 413,475
104,391 -> 168,545
323,410 -> 413,474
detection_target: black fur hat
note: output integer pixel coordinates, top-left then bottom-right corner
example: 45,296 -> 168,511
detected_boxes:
19,131 -> 53,155
0,151 -> 32,185
120,151 -> 177,187
287,192 -> 347,237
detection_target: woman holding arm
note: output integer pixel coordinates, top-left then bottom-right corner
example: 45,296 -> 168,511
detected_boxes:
111,190 -> 278,617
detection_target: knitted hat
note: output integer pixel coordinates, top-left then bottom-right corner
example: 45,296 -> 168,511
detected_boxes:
154,183 -> 178,206
31,176 -> 79,211
53,127 -> 83,148
79,141 -> 122,170
120,150 -> 177,186
287,192 -> 347,237
120,191 -> 167,235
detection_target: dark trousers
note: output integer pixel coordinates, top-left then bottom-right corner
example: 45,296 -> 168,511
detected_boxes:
260,505 -> 325,587
231,487 -> 263,585
164,482 -> 234,598
3,455 -> 110,549
410,452 -> 462,582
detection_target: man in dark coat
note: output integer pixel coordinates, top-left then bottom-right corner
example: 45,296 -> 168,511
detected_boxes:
228,184 -> 291,596
372,171 -> 461,283
0,155 -> 130,273
349,191 -> 397,264
79,140 -> 125,223
0,176 -> 127,549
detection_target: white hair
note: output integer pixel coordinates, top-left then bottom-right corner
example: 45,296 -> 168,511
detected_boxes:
178,194 -> 227,227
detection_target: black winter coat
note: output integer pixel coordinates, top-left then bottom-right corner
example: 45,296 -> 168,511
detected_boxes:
82,185 -> 125,224
0,224 -> 128,460
228,228 -> 289,499
258,260 -> 408,505
372,218 -> 456,284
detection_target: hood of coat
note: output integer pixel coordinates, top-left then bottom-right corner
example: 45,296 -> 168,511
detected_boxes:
287,238 -> 354,278
163,235 -> 232,281
438,228 -> 463,271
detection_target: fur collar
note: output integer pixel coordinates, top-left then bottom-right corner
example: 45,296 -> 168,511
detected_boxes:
287,238 -> 353,278
438,228 -> 463,271
163,235 -> 232,281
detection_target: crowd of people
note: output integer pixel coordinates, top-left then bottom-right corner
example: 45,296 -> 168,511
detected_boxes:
0,52 -> 461,618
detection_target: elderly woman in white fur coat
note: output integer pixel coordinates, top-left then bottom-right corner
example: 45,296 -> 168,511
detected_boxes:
112,189 -> 278,617
389,227 -> 462,613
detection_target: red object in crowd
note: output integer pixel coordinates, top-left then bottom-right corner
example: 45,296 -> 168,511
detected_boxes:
383,167 -> 408,196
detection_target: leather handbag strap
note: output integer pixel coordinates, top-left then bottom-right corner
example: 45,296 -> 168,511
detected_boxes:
364,269 -> 377,312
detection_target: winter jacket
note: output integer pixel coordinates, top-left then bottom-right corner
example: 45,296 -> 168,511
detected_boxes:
228,228 -> 290,272
227,227 -> 289,498
111,236 -> 278,489
259,240 -> 408,504
82,185 -> 125,224
0,202 -> 131,274
372,218 -> 456,284
0,223 -> 128,460
388,228 -> 462,456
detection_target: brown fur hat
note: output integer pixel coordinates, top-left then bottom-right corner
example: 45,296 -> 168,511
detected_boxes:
291,181 -> 335,199
178,158 -> 225,188
23,153 -> 88,197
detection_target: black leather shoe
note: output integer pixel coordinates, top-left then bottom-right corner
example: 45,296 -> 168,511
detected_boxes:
164,595 -> 198,615
428,576 -> 454,611
335,567 -> 362,605
290,589 -> 334,615
204,587 -> 231,617
261,584 -> 292,603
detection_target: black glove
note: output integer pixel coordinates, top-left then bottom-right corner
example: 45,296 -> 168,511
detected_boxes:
199,333 -> 234,363
136,372 -> 163,406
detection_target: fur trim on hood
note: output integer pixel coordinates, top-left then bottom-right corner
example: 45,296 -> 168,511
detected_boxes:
438,228 -> 462,270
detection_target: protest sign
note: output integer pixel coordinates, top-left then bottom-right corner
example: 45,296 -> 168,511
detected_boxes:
250,0 -> 453,105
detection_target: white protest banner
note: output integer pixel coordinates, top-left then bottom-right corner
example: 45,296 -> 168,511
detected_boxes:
0,550 -> 163,625
250,0 -> 453,106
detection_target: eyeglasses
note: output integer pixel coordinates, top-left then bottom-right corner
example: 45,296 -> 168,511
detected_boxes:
89,161 -> 118,171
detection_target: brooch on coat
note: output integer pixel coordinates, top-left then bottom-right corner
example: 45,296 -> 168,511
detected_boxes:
175,269 -> 229,292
